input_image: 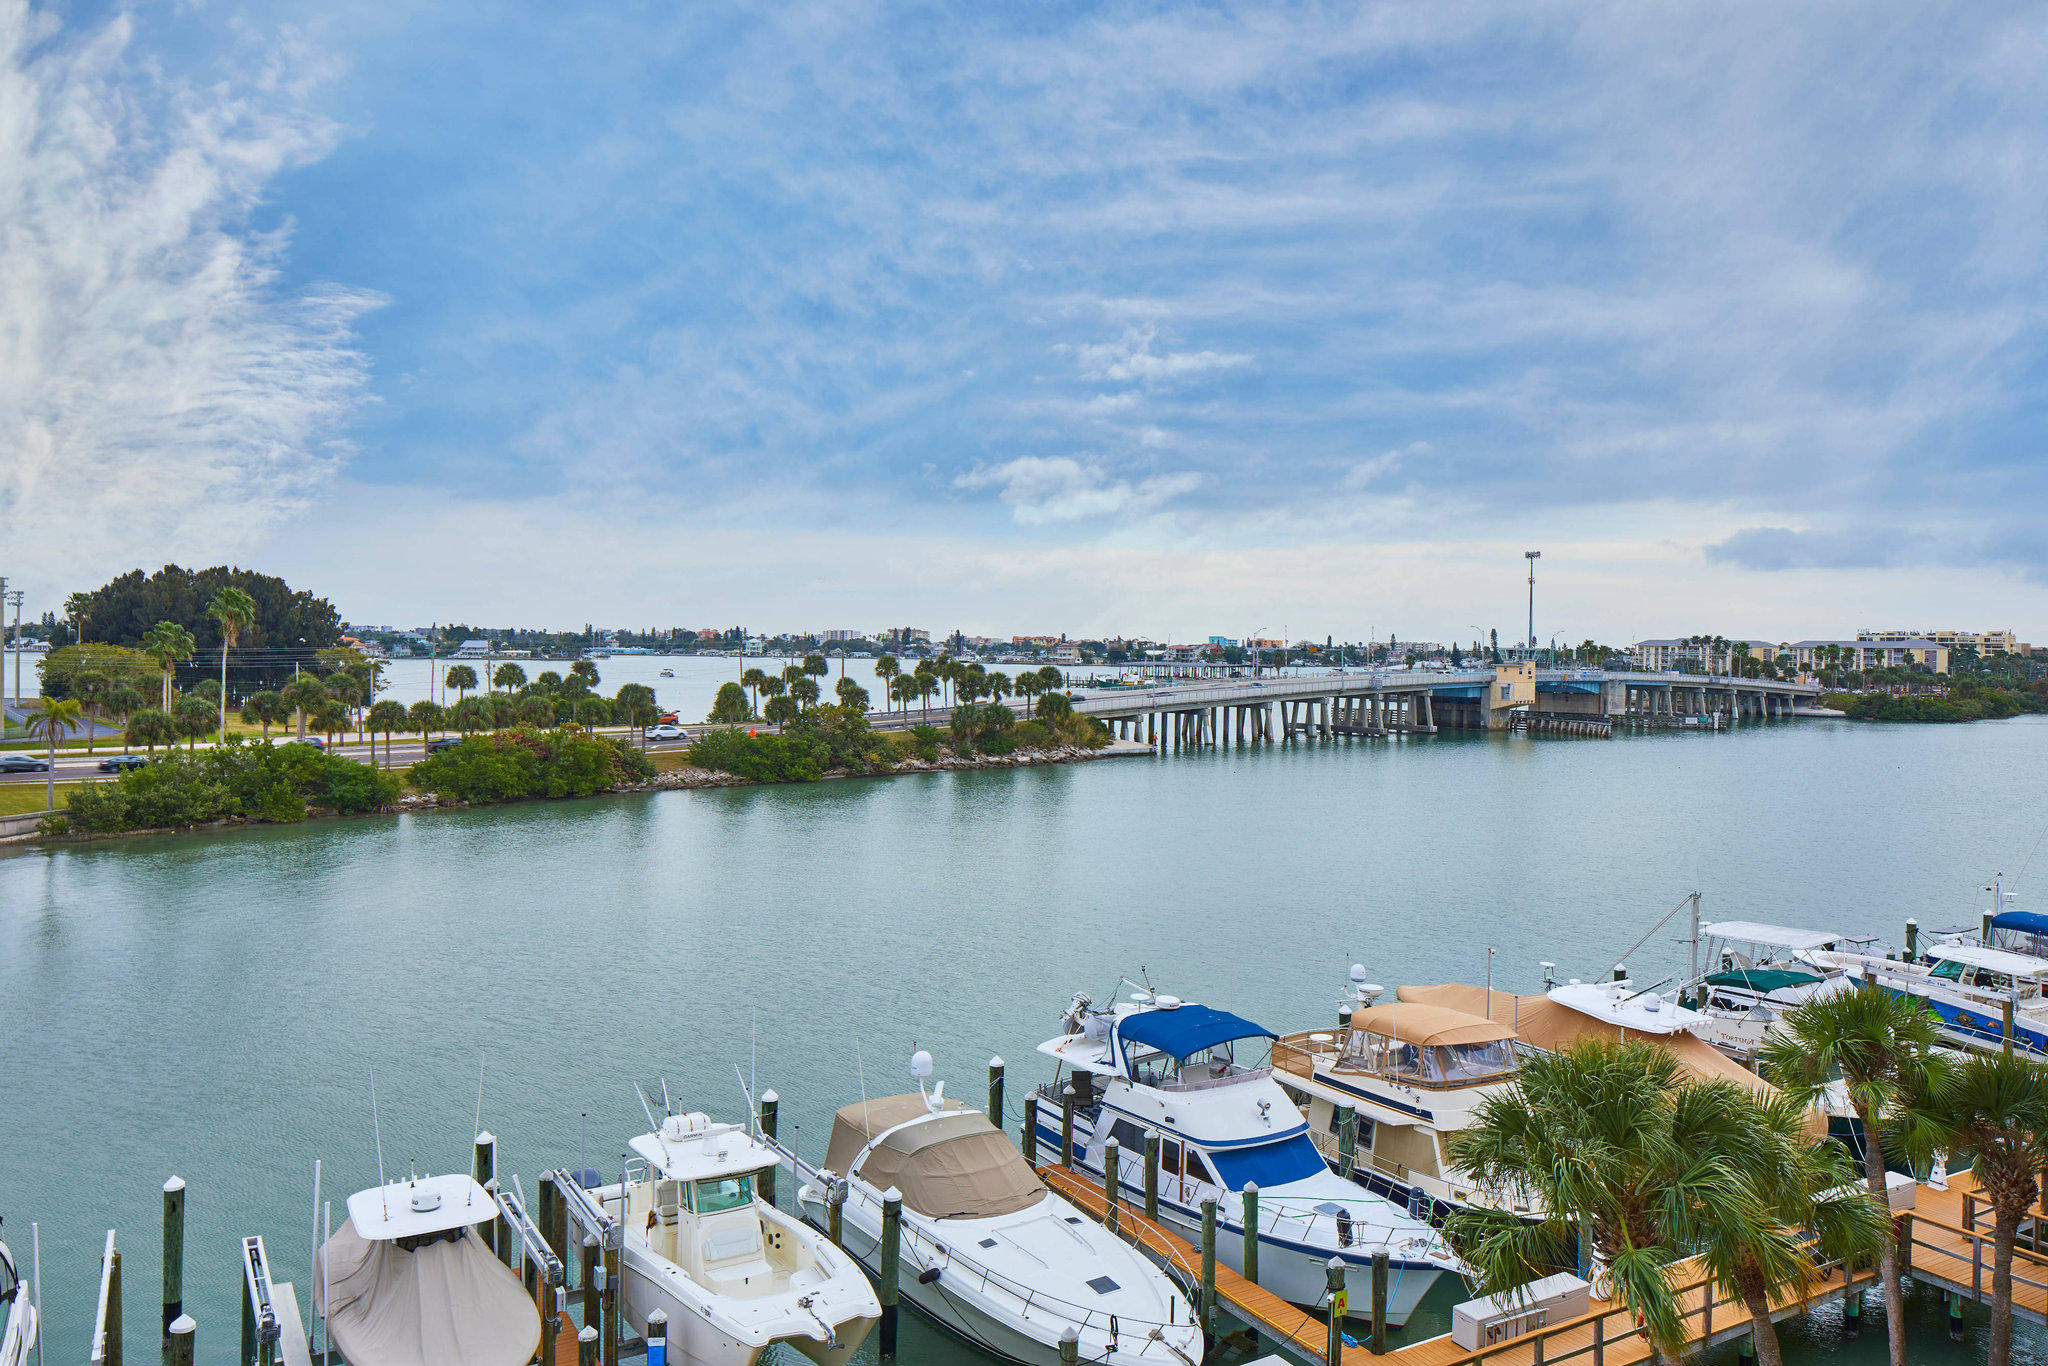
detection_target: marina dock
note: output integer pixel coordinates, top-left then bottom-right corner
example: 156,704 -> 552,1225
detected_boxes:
1036,1161 -> 2048,1366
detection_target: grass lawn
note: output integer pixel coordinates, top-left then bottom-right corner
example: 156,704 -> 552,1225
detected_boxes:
0,782 -> 82,817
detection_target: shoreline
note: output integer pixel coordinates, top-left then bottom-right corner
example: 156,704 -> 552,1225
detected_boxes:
8,737 -> 1153,850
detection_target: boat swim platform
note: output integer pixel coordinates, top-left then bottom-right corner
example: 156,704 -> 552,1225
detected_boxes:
1036,1162 -> 1892,1366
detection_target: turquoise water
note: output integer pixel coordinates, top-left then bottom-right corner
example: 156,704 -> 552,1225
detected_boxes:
6,716 -> 2048,1363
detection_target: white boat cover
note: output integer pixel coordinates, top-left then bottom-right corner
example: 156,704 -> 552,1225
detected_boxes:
314,1219 -> 539,1366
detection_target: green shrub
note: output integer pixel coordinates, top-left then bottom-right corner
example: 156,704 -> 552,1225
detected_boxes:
57,736 -> 401,834
1013,720 -> 1056,750
683,729 -> 825,783
907,724 -> 943,762
406,727 -> 650,803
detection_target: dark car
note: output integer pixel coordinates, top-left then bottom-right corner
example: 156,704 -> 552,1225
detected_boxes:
0,753 -> 50,772
283,736 -> 326,750
426,736 -> 463,753
98,754 -> 149,772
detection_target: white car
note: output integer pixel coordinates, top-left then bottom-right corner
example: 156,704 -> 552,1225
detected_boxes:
643,724 -> 688,741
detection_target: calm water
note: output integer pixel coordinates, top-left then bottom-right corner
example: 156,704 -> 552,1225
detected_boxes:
7,716 -> 2048,1364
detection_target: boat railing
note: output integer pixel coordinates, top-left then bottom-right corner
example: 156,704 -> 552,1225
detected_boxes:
778,1146 -> 1194,1349
1152,1064 -> 1271,1094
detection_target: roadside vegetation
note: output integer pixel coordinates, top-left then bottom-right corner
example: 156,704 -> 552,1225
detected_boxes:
1823,684 -> 2048,723
405,726 -> 654,803
51,738 -> 402,834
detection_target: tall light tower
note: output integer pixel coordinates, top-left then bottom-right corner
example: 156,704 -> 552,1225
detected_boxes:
1524,550 -> 1541,655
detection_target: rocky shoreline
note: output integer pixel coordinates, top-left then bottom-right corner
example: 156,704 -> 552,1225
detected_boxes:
14,739 -> 1152,846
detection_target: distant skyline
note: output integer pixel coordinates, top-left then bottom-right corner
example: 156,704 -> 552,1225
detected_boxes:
6,1 -> 2048,641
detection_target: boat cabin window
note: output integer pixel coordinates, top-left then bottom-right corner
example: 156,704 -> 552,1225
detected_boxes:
1134,1040 -> 1265,1090
1931,958 -> 1966,981
1988,926 -> 2048,960
1959,967 -> 2044,1001
1107,1118 -> 1148,1152
1184,1149 -> 1217,1184
692,1174 -> 753,1214
1341,1033 -> 1516,1085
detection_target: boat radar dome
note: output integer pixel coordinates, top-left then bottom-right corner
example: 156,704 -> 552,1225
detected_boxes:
1153,994 -> 1183,1010
910,1050 -> 934,1079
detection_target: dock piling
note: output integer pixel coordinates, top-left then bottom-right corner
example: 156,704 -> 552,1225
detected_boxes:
2004,997 -> 2016,1055
1060,1087 -> 1076,1167
165,1314 -> 195,1366
988,1057 -> 1005,1130
1906,918 -> 1919,961
108,1245 -> 124,1366
646,1309 -> 668,1366
161,1176 -> 185,1347
1023,1096 -> 1039,1165
1200,1196 -> 1217,1346
1337,1105 -> 1358,1181
1143,1133 -> 1160,1222
1059,1326 -> 1079,1366
602,1238 -> 620,1366
1103,1140 -> 1121,1236
579,1233 -> 596,1325
578,1325 -> 598,1366
1325,1258 -> 1346,1366
759,1092 -> 779,1206
880,1188 -> 903,1361
1241,1184 -> 1258,1285
474,1132 -> 501,1261
1371,1250 -> 1388,1354
1844,1284 -> 1861,1337
826,1177 -> 845,1247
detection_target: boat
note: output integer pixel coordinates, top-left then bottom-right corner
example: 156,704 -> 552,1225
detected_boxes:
1034,988 -> 1462,1326
1271,969 -> 1536,1224
785,1054 -> 1203,1366
0,1223 -> 36,1366
660,669 -> 675,678
1812,942 -> 2048,1058
1682,920 -> 1859,1061
596,1100 -> 878,1366
314,1170 -> 541,1366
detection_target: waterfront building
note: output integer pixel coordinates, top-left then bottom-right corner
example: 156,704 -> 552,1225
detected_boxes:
818,629 -> 861,642
1630,639 -> 1778,672
453,639 -> 491,658
1857,627 -> 2025,655
1787,639 -> 1949,673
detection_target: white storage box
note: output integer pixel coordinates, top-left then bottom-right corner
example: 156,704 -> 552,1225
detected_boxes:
1452,1273 -> 1592,1350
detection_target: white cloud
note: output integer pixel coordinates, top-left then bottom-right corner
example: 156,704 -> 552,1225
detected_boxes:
955,455 -> 1204,524
1061,326 -> 1252,384
0,1 -> 376,600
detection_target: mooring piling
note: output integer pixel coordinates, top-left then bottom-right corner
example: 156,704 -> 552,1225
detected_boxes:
1325,1258 -> 1346,1366
474,1132 -> 500,1261
988,1057 -> 1005,1129
1060,1087 -> 1076,1167
880,1187 -> 903,1360
578,1324 -> 598,1366
161,1176 -> 185,1347
1242,1184 -> 1259,1285
1199,1196 -> 1217,1346
165,1313 -> 195,1366
646,1309 -> 668,1366
1103,1139 -> 1121,1236
1023,1095 -> 1040,1166
1059,1326 -> 1079,1366
759,1092 -> 779,1206
1372,1249 -> 1388,1354
1143,1133 -> 1160,1222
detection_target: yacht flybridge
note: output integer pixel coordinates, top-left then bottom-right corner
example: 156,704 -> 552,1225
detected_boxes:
1271,970 -> 1535,1224
1683,921 -> 1857,1060
598,1104 -> 878,1366
1035,988 -> 1462,1327
784,1054 -> 1203,1366
314,1171 -> 542,1366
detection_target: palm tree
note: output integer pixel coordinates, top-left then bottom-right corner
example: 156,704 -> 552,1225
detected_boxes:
1759,986 -> 1950,1366
106,685 -> 143,754
25,698 -> 82,809
759,676 -> 787,710
802,653 -> 829,679
444,664 -> 479,703
569,659 -> 600,688
572,696 -> 611,729
986,671 -> 1012,707
126,708 -> 175,755
1915,1052 -> 2048,1366
874,655 -> 900,699
615,684 -> 659,745
1013,671 -> 1042,718
917,673 -> 939,721
206,587 -> 258,742
367,700 -> 409,767
282,676 -> 330,740
1692,1089 -> 1889,1366
764,694 -> 799,732
742,667 -> 767,714
141,620 -> 197,712
72,670 -> 110,754
240,691 -> 288,742
493,662 -> 527,694
790,677 -> 820,709
889,674 -> 918,714
408,700 -> 445,749
835,676 -> 870,712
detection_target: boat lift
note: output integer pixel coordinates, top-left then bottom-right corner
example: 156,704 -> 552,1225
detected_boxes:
543,1169 -> 632,1366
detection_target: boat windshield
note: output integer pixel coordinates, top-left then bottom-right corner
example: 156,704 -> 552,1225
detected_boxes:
1134,1041 -> 1268,1091
693,1174 -> 753,1214
1340,1033 -> 1517,1085
1204,1134 -> 1327,1191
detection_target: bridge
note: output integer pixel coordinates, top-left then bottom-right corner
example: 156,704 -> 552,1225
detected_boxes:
1065,665 -> 1821,747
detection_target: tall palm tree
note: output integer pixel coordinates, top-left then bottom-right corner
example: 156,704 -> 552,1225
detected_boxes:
1759,987 -> 1950,1366
106,685 -> 143,754
917,673 -> 939,721
1915,1052 -> 2048,1366
569,658 -> 600,688
141,620 -> 196,712
1013,671 -> 1041,718
889,674 -> 918,714
444,664 -> 479,703
1692,1089 -> 1889,1366
72,670 -> 110,754
206,586 -> 258,742
281,676 -> 330,740
874,655 -> 900,699
367,700 -> 409,768
493,662 -> 527,694
25,698 -> 82,810
408,700 -> 445,749
240,691 -> 288,742
742,667 -> 767,714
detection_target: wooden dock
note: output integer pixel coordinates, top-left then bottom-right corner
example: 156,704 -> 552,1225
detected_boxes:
1899,1169 -> 2048,1326
1036,1161 -> 1889,1366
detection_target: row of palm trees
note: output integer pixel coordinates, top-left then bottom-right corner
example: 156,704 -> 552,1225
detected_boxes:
1453,985 -> 2047,1366
871,654 -> 1068,721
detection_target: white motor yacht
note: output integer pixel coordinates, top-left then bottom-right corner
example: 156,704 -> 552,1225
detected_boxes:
1271,970 -> 1536,1224
0,1225 -> 36,1366
1809,942 -> 2048,1058
786,1056 -> 1203,1366
1035,990 -> 1462,1327
597,1107 -> 877,1366
314,1171 -> 542,1366
1683,921 -> 1858,1061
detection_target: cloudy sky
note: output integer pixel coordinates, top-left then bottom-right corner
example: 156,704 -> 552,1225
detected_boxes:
4,0 -> 2046,642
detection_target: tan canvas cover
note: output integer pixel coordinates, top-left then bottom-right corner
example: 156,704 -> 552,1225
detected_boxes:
1395,983 -> 1825,1137
314,1219 -> 540,1366
1348,1003 -> 1517,1048
824,1094 -> 1044,1220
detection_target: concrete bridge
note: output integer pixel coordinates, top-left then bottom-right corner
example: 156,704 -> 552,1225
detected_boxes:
1069,665 -> 1821,747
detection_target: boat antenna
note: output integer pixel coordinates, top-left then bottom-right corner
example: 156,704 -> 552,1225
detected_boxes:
578,1112 -> 588,1189
637,1082 -> 677,1168
856,1040 -> 872,1137
369,1066 -> 388,1217
750,1008 -> 759,1109
660,1077 -> 672,1115
469,1050 -> 487,1208
733,1063 -> 758,1131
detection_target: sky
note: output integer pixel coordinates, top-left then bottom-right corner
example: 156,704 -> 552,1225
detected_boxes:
3,0 -> 2047,644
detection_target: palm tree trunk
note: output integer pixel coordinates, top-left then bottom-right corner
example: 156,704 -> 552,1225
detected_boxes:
1856,1103 -> 1906,1366
1991,1212 -> 2019,1366
46,731 -> 56,810
219,642 -> 229,741
1739,1281 -> 1785,1366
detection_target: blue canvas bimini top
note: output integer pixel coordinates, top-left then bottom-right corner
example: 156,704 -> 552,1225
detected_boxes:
1116,1004 -> 1274,1061
1992,911 -> 2048,937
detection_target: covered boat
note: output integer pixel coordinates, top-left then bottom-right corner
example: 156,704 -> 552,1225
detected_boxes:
314,1173 -> 540,1366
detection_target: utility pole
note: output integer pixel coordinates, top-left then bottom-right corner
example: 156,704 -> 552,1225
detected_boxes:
6,588 -> 21,707
0,576 -> 9,706
1524,550 -> 1541,655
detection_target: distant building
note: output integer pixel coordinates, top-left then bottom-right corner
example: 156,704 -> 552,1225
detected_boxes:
1789,639 -> 1949,674
1208,635 -> 1237,648
1858,628 -> 2023,655
1629,639 -> 1777,672
453,639 -> 491,658
696,628 -> 722,640
1052,642 -> 1081,664
819,630 -> 861,642
1011,635 -> 1061,648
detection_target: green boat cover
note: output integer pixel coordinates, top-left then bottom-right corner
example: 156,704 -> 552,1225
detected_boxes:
1703,968 -> 1823,993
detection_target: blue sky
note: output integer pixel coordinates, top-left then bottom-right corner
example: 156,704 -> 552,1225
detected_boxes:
5,0 -> 2047,641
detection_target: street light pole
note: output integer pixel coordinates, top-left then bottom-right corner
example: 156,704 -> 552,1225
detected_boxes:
1524,551 -> 1541,654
